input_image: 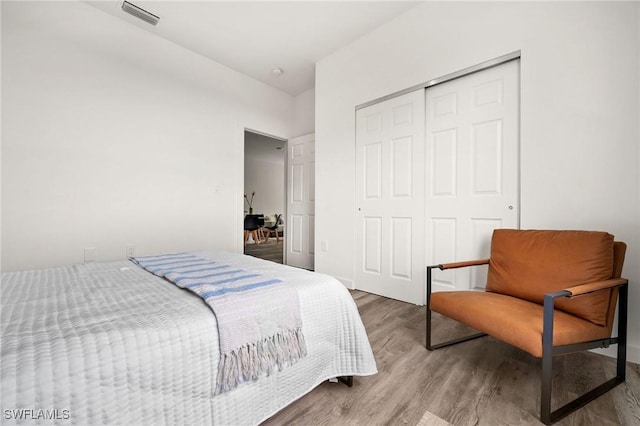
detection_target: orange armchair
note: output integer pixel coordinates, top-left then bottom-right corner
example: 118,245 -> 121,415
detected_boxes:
426,229 -> 628,425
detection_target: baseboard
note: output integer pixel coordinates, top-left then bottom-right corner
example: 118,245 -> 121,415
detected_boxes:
334,276 -> 355,290
592,342 -> 640,365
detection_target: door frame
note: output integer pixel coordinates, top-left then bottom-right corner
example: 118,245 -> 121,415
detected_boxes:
356,50 -> 521,112
239,126 -> 288,261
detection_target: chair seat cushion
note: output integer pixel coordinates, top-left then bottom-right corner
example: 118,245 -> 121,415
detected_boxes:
431,291 -> 610,357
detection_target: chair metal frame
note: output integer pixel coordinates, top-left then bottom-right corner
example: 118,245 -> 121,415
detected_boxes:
426,263 -> 628,425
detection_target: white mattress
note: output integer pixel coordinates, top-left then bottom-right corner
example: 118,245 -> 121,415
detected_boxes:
1,251 -> 377,425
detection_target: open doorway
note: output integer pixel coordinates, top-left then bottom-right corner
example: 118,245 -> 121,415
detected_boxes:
243,130 -> 286,263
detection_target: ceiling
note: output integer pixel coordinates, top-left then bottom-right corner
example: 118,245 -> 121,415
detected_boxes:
87,1 -> 418,96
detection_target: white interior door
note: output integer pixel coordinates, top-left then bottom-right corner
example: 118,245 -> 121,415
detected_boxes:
355,90 -> 425,305
426,59 -> 520,292
286,134 -> 315,270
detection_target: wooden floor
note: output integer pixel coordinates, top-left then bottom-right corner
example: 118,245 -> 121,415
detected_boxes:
244,238 -> 283,264
264,290 -> 640,426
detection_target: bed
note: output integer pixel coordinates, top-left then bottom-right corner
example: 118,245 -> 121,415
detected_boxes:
1,251 -> 377,425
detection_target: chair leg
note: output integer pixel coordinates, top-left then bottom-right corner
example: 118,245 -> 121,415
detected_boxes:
541,345 -> 553,425
425,266 -> 486,350
617,284 -> 628,380
541,353 -> 625,425
540,285 -> 628,425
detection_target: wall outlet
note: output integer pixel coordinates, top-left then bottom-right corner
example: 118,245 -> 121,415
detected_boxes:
321,240 -> 329,252
84,247 -> 96,263
126,245 -> 136,258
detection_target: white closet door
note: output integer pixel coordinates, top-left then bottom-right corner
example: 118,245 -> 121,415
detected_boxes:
286,134 -> 315,270
426,59 -> 520,292
355,90 -> 425,305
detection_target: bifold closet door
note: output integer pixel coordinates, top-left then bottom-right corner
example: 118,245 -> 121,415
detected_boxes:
426,59 -> 520,293
355,90 -> 425,305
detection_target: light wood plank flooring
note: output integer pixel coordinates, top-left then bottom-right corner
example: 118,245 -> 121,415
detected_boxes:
244,239 -> 284,264
263,290 -> 640,425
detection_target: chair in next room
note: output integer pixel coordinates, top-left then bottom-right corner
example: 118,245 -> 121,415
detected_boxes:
263,214 -> 283,243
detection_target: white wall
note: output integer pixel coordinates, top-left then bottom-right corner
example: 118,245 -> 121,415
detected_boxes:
0,1 -> 3,274
244,159 -> 285,218
293,88 -> 315,136
1,1 -> 294,271
244,134 -> 285,217
316,2 -> 640,362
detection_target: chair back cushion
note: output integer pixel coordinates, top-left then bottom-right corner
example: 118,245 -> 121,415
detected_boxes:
486,229 -> 614,326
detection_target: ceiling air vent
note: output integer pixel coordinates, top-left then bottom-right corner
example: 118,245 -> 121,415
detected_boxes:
121,1 -> 160,26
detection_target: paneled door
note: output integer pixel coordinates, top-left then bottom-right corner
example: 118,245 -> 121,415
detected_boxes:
426,59 -> 520,293
286,134 -> 315,270
355,90 -> 425,305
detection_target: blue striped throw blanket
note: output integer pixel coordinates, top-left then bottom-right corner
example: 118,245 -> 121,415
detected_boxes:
131,253 -> 307,394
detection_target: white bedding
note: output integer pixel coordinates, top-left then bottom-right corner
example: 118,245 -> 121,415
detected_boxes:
1,251 -> 377,425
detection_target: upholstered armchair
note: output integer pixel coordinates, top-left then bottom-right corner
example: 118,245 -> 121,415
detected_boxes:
426,229 -> 628,425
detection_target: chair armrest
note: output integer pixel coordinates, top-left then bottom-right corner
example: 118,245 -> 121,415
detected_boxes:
426,259 -> 489,301
563,278 -> 628,297
436,259 -> 490,270
542,278 -> 629,353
